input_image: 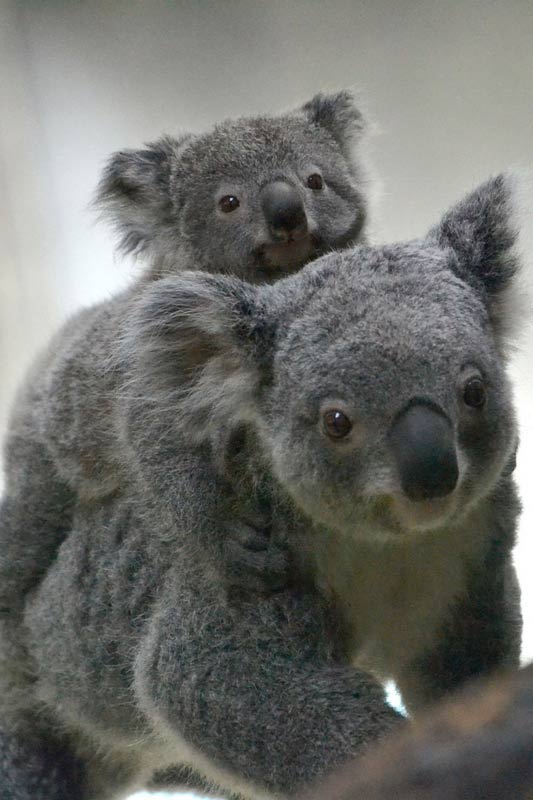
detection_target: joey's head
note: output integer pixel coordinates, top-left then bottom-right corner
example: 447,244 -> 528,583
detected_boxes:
128,175 -> 524,540
96,91 -> 369,283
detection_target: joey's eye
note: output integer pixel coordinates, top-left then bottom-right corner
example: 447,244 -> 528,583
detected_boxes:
307,173 -> 324,191
463,378 -> 486,408
323,409 -> 353,439
219,195 -> 240,213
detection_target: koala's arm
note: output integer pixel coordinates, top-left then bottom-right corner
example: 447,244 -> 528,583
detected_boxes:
395,476 -> 522,713
135,576 -> 403,797
0,294 -> 287,613
118,395 -> 290,595
116,344 -> 292,594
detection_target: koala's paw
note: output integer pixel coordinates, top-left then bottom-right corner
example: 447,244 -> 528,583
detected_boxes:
222,519 -> 291,596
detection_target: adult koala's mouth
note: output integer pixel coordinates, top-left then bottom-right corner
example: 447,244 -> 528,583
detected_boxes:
388,493 -> 460,533
257,233 -> 319,271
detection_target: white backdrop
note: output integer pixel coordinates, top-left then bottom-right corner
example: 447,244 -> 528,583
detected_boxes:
1,1 -> 532,797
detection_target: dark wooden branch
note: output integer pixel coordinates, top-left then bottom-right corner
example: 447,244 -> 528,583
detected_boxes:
304,664 -> 533,800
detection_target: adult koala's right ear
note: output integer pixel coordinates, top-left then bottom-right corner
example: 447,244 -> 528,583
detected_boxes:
124,273 -> 277,442
301,90 -> 366,158
95,135 -> 190,256
429,173 -> 526,348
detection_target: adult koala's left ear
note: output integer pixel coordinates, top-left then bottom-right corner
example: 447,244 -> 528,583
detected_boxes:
301,90 -> 366,158
124,273 -> 277,442
430,174 -> 526,347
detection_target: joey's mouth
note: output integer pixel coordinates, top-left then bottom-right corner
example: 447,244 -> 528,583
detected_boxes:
258,234 -> 319,270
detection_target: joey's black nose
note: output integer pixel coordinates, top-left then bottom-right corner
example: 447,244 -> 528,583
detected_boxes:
261,181 -> 308,241
388,401 -> 459,501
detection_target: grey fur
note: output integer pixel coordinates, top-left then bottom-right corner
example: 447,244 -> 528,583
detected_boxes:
95,89 -> 369,281
0,175 -> 523,799
0,90 -> 371,618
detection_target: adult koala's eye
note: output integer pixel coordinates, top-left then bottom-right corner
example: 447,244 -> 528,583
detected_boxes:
219,195 -> 240,213
463,377 -> 486,408
307,173 -> 324,190
323,409 -> 353,439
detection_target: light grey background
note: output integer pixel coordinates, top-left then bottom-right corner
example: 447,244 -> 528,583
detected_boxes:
1,2 -> 532,796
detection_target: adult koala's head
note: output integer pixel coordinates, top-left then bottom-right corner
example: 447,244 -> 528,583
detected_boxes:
130,175 -> 524,540
96,92 -> 368,282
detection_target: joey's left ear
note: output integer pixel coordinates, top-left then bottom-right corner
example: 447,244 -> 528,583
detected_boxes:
301,90 -> 366,158
124,273 -> 276,442
429,174 -> 525,343
95,135 -> 185,256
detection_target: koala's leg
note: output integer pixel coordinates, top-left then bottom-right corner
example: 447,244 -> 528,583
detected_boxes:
0,725 -> 88,800
0,439 -> 76,734
396,479 -> 522,712
0,437 -> 74,608
135,585 -> 403,797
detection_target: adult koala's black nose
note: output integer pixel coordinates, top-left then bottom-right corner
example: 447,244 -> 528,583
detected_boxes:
388,401 -> 459,501
261,181 -> 308,241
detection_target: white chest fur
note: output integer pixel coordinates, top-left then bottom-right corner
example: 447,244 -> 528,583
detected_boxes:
309,511 -> 489,681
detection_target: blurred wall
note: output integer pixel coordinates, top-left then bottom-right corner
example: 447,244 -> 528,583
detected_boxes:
1,0 -> 532,664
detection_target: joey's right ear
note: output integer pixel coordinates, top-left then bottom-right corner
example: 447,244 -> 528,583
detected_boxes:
123,273 -> 277,441
95,135 -> 189,255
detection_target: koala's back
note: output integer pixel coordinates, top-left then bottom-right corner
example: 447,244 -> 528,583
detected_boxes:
0,288 -> 144,650
3,292 -> 135,501
0,296 -> 150,758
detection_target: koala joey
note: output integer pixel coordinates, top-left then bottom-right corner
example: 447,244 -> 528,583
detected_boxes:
0,90 -> 370,625
0,176 -> 524,799
97,89 -> 369,283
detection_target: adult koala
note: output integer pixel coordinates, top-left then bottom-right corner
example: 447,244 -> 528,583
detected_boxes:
0,176 -> 524,799
0,90 -> 369,621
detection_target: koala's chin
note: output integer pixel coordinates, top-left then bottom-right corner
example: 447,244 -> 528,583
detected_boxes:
255,232 -> 320,275
260,235 -> 316,270
306,488 -> 465,541
289,488 -> 458,542
388,492 -> 461,534
355,493 -> 463,540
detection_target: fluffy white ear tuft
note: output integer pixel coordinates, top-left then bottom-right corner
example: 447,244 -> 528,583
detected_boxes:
94,136 -> 188,256
121,273 -> 273,443
301,90 -> 367,157
430,172 -> 532,351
